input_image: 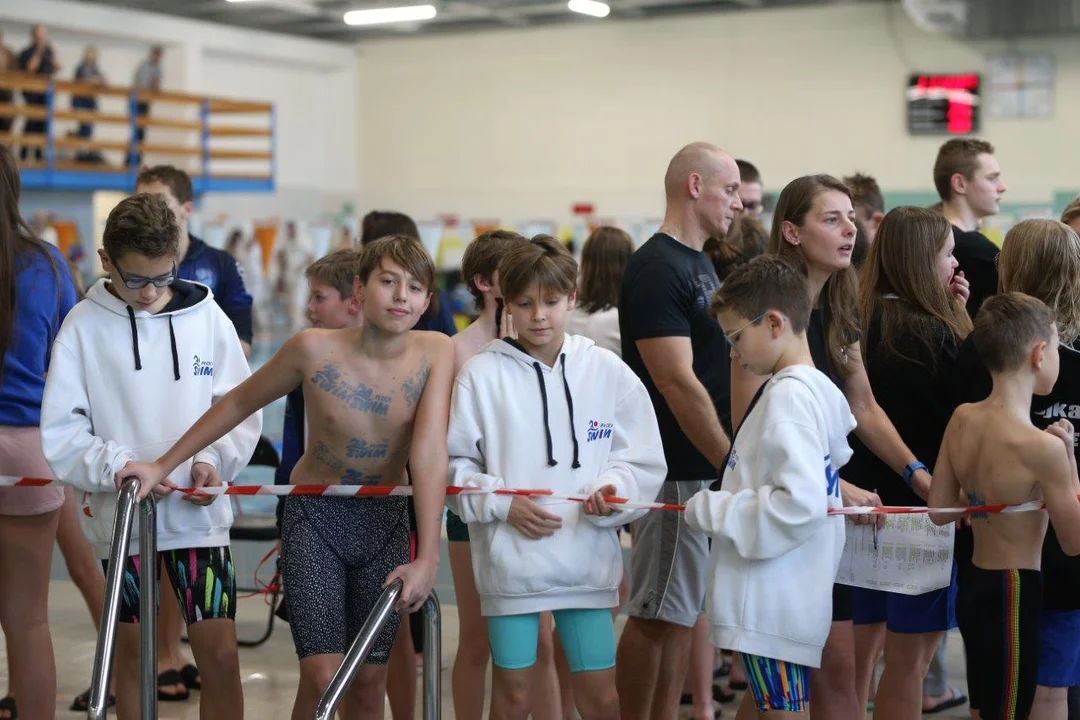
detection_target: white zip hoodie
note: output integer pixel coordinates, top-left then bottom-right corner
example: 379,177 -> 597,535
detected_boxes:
448,334 -> 666,616
40,279 -> 262,558
684,365 -> 856,668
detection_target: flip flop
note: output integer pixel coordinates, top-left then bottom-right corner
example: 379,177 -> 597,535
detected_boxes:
158,670 -> 191,702
713,684 -> 736,704
70,689 -> 117,712
0,696 -> 16,720
180,664 -> 201,691
923,687 -> 967,714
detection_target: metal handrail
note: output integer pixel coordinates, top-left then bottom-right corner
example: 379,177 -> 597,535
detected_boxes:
87,479 -> 158,720
316,582 -> 443,720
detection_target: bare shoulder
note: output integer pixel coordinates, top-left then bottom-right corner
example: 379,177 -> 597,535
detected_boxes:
1023,427 -> 1070,474
411,329 -> 454,354
277,327 -> 332,362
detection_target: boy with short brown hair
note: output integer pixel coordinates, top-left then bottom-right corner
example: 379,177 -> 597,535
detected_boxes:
931,292 -> 1080,720
123,234 -> 454,720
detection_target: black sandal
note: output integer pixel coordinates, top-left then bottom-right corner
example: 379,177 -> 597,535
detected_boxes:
70,689 -> 116,712
713,684 -> 736,704
157,670 -> 191,702
179,664 -> 201,691
0,696 -> 16,720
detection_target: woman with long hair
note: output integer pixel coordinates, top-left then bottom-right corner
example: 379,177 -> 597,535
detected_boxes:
951,219 -> 1080,720
566,226 -> 634,356
852,207 -> 971,718
0,144 -> 78,719
730,174 -> 935,719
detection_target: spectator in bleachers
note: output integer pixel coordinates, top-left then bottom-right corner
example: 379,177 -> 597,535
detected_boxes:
72,46 -> 105,140
0,29 -> 14,135
17,25 -> 59,162
130,45 -> 163,166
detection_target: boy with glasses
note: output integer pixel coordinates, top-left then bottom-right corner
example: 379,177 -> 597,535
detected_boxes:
684,256 -> 856,719
40,193 -> 261,720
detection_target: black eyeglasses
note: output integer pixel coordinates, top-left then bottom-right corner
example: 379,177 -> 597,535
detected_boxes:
110,256 -> 176,290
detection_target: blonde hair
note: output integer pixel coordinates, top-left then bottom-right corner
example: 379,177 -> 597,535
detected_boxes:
1061,196 -> 1080,228
998,219 -> 1080,345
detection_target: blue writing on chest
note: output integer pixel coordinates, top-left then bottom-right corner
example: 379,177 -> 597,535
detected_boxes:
825,455 -> 840,499
192,355 -> 214,377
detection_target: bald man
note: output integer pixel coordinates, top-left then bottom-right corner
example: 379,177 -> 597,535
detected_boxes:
615,142 -> 743,720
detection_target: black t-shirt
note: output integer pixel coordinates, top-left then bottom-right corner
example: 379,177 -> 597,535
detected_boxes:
953,337 -> 1080,610
952,225 -> 999,319
807,308 -> 844,391
854,307 -> 959,507
619,233 -> 730,482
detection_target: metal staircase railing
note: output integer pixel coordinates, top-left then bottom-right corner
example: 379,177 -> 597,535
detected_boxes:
316,582 -> 442,719
86,479 -> 158,720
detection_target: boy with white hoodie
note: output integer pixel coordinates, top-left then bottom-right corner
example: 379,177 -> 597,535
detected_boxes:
40,194 -> 261,720
684,256 -> 856,719
448,235 -> 666,720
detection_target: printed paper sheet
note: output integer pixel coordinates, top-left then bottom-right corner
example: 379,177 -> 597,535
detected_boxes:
835,514 -> 954,596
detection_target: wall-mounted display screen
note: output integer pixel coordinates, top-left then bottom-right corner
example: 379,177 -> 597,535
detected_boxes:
907,73 -> 981,135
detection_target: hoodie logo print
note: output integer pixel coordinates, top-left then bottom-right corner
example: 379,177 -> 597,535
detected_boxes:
193,355 -> 214,377
586,420 -> 613,443
825,455 -> 840,499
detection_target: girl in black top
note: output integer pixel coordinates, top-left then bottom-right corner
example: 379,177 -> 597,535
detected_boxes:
730,175 -> 935,720
852,207 -> 972,717
951,218 -> 1080,719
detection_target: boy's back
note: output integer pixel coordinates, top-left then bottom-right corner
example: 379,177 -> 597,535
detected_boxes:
943,402 -> 1051,570
930,292 -> 1080,720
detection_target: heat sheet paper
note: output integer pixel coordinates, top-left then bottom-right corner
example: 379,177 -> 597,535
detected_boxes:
835,514 -> 954,596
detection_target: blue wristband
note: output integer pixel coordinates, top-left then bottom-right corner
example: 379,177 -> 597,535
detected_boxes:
902,461 -> 927,488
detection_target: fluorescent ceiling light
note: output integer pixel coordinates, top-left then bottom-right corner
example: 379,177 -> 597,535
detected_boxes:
343,4 -> 437,24
568,0 -> 609,17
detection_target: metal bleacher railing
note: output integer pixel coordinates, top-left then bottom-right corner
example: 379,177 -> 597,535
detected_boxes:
316,583 -> 443,720
86,479 -> 158,720
0,71 -> 274,194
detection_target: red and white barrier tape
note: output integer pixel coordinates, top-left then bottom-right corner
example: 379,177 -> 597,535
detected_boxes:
0,475 -> 1052,516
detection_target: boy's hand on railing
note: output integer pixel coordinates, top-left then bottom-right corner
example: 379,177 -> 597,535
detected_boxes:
116,461 -> 173,500
384,557 -> 437,613
184,463 -> 221,506
506,496 -> 562,538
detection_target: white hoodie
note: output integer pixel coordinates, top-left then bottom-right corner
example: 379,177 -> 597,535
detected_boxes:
684,365 -> 856,668
448,334 -> 666,616
40,279 -> 262,558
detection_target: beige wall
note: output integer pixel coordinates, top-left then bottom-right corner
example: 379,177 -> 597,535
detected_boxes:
355,2 -> 1080,220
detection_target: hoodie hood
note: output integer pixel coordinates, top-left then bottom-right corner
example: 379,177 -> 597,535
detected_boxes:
486,334 -> 596,470
87,279 -> 212,382
770,364 -> 856,470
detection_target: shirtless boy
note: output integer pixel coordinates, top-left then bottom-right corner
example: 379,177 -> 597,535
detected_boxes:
122,235 -> 454,720
930,292 -> 1080,720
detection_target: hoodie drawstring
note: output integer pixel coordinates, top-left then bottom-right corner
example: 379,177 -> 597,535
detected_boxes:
168,315 -> 180,381
560,355 -> 581,469
531,362 -> 558,467
126,306 -> 142,371
126,306 -> 181,381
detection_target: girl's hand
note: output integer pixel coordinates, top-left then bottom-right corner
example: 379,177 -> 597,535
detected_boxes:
950,271 -> 970,305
